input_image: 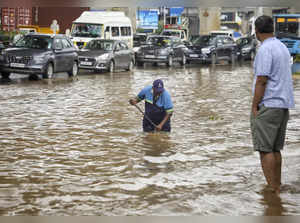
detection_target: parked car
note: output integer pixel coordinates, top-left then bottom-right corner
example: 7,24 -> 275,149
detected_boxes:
133,33 -> 148,47
236,35 -> 258,60
0,33 -> 78,79
185,35 -> 238,64
78,39 -> 134,72
0,34 -> 12,47
0,41 -> 5,52
135,35 -> 187,67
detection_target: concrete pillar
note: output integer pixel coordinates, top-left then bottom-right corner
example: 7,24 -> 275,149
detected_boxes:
255,7 -> 272,17
127,7 -> 137,33
199,7 -> 221,35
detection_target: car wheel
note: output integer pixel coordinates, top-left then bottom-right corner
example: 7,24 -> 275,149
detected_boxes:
230,53 -> 235,64
109,60 -> 115,73
180,54 -> 186,66
126,60 -> 134,71
250,51 -> 255,60
212,53 -> 217,64
43,63 -> 54,79
68,61 -> 78,77
137,61 -> 144,67
1,72 -> 10,79
167,55 -> 173,67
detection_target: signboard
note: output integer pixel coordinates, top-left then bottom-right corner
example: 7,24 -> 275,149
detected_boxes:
137,10 -> 158,29
170,7 -> 184,17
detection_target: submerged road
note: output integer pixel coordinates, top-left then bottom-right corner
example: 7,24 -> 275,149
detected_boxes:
0,62 -> 300,215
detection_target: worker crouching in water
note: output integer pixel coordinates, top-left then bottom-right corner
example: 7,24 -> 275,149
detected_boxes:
129,79 -> 174,132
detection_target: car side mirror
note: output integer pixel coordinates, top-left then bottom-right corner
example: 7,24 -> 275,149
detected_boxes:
54,46 -> 63,51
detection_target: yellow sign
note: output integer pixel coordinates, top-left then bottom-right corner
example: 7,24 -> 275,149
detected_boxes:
277,18 -> 285,23
287,18 -> 297,22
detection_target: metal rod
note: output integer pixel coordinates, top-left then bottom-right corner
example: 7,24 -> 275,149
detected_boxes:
134,104 -> 157,128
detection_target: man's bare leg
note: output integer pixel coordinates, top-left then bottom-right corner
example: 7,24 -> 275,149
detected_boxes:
260,152 -> 281,194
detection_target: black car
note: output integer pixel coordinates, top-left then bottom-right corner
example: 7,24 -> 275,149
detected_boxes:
78,39 -> 134,73
0,41 -> 5,53
135,35 -> 187,67
0,33 -> 78,79
185,35 -> 238,64
236,36 -> 258,60
133,33 -> 147,47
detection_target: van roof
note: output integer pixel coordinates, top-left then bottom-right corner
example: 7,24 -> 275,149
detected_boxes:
210,30 -> 234,34
73,11 -> 132,26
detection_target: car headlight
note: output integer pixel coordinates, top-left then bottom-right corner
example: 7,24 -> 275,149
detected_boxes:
201,48 -> 211,54
158,49 -> 169,55
133,47 -> 140,53
96,53 -> 109,61
242,47 -> 251,52
33,55 -> 45,63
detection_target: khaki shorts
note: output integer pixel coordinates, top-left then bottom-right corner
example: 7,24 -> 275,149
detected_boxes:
250,106 -> 289,153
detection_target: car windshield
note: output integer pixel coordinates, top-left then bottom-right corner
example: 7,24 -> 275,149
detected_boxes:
146,36 -> 171,47
134,35 -> 147,42
15,36 -> 52,49
191,36 -> 212,46
208,37 -> 218,45
71,23 -> 103,38
84,40 -> 113,50
236,38 -> 250,46
161,30 -> 181,38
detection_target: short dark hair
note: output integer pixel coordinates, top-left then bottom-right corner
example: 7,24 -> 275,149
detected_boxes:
255,15 -> 274,33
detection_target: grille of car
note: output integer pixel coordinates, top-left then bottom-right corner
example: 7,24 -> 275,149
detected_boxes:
79,57 -> 96,64
146,50 -> 155,55
7,55 -> 33,64
76,42 -> 85,48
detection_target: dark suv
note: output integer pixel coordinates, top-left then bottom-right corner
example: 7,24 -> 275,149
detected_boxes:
135,35 -> 187,67
0,33 -> 78,79
185,35 -> 237,64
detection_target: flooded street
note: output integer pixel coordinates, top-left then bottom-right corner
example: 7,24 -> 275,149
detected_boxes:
0,62 -> 300,215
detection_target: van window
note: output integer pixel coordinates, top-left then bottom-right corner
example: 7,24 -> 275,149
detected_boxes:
112,27 -> 120,37
54,39 -> 63,49
61,39 -> 72,48
121,27 -> 131,36
119,42 -> 128,50
181,32 -> 185,39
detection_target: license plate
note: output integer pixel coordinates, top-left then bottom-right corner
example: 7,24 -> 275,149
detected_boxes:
80,61 -> 92,66
145,55 -> 155,59
189,54 -> 199,58
10,63 -> 25,68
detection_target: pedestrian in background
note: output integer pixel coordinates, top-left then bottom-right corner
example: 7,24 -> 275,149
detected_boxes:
129,79 -> 173,132
13,30 -> 23,44
250,15 -> 295,194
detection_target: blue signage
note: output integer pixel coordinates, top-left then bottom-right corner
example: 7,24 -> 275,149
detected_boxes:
170,7 -> 184,17
137,10 -> 159,30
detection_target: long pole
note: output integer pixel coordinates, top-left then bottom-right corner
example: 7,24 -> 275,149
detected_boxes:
133,104 -> 157,128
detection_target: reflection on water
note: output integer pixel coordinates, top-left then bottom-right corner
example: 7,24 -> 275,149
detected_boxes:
0,63 -> 300,215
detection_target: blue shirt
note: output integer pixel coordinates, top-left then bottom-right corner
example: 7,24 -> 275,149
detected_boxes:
137,85 -> 173,113
253,37 -> 295,109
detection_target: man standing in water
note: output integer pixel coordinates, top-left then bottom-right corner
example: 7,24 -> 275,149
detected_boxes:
129,79 -> 173,132
251,15 -> 295,194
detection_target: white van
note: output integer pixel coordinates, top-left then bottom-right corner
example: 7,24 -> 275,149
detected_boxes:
209,30 -> 241,41
70,11 -> 133,49
161,29 -> 189,42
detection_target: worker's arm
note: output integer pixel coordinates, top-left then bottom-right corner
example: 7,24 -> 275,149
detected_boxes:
156,111 -> 173,131
129,96 -> 141,105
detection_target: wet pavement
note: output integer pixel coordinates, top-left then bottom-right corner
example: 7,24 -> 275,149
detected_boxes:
0,61 -> 300,215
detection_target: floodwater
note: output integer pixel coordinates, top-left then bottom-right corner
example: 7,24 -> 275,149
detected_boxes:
0,62 -> 300,216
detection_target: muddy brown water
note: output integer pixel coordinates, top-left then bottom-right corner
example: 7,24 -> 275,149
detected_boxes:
0,62 -> 300,215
